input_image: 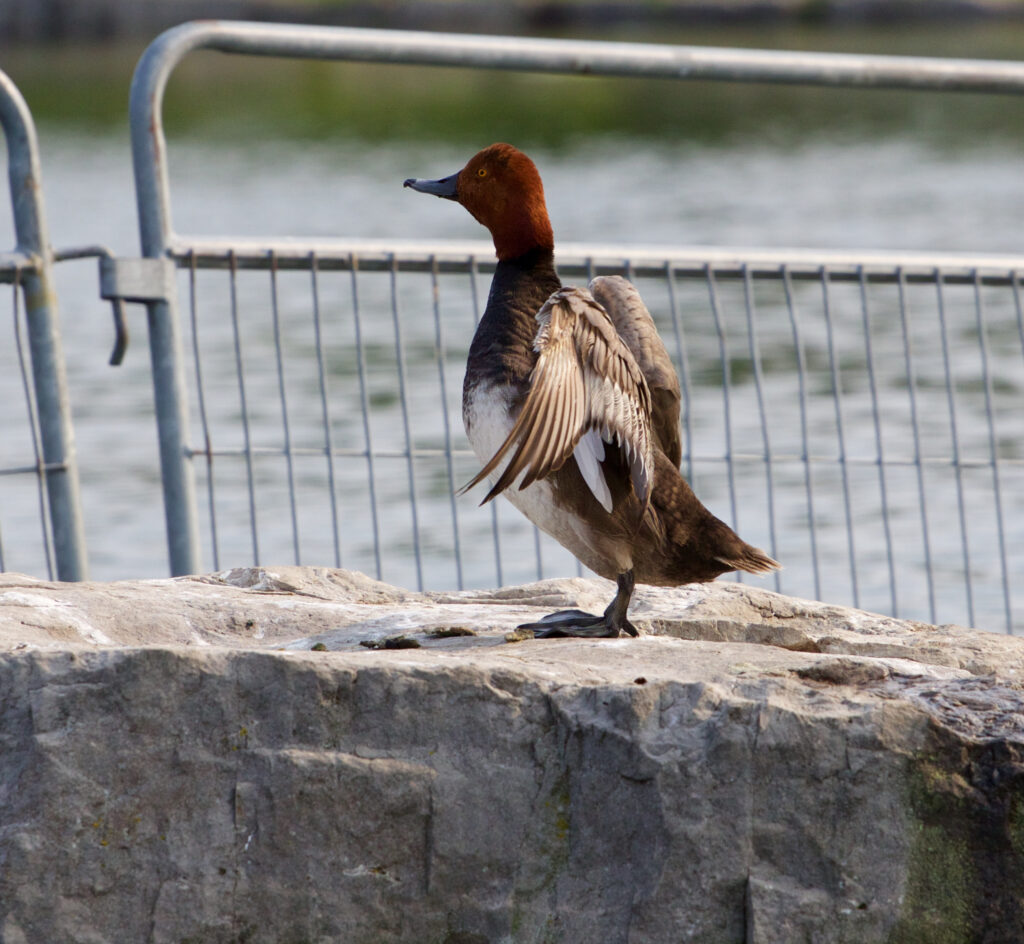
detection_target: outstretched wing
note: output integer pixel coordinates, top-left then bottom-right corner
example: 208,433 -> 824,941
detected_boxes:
460,286 -> 654,512
588,275 -> 682,469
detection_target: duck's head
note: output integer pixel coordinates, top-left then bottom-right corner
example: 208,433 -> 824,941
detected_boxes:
404,143 -> 554,261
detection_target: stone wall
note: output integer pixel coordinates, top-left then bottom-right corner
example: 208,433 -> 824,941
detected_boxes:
1,567 -> 1023,942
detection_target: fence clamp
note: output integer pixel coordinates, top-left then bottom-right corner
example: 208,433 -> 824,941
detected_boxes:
99,256 -> 176,366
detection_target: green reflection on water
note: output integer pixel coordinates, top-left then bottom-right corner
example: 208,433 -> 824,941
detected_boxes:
4,22 -> 1024,146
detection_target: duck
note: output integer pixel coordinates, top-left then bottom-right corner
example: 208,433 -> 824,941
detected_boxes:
404,143 -> 778,637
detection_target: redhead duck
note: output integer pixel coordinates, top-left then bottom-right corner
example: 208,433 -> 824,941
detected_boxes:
405,143 -> 778,637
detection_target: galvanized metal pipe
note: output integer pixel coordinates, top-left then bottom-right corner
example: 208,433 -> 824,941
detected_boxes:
167,236 -> 1024,285
138,20 -> 1024,98
0,68 -> 88,581
135,20 -> 1024,274
129,37 -> 202,575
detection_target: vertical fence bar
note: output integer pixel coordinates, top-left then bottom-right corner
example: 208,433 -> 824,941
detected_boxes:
269,252 -> 301,564
705,265 -> 740,547
664,261 -> 694,484
934,270 -> 974,628
429,257 -> 464,588
389,256 -> 424,590
228,251 -> 260,564
349,255 -> 383,580
858,267 -> 898,616
896,268 -> 935,624
1,68 -> 88,580
187,253 -> 220,570
742,265 -> 780,590
972,270 -> 1012,632
820,269 -> 860,608
531,513 -> 545,581
310,252 -> 342,567
12,268 -> 55,578
782,267 -> 820,600
1013,270 -> 1024,374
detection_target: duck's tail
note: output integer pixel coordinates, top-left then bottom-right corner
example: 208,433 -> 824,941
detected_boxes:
704,514 -> 781,576
716,544 -> 780,576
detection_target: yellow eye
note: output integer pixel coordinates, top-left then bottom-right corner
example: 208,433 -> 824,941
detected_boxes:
477,167 -> 488,178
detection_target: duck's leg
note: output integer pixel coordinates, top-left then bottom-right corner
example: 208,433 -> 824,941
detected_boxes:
518,570 -> 639,639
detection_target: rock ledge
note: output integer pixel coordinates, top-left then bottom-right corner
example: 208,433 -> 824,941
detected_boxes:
1,567 -> 1023,943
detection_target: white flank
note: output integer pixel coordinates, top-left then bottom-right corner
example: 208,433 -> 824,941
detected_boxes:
464,383 -> 571,536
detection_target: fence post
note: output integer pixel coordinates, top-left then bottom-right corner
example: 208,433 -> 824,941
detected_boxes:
128,33 -> 202,576
0,69 -> 88,581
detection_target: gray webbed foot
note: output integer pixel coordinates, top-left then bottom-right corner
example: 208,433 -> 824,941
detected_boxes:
516,570 -> 639,639
518,609 -> 638,638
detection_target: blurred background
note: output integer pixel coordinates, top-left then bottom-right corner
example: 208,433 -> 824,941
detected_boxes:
1,1 -> 1023,630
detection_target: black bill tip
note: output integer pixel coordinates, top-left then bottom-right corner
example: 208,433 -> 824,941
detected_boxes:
403,174 -> 459,200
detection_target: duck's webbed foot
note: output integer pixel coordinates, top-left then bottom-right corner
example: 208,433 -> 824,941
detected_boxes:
518,570 -> 638,639
519,609 -> 638,638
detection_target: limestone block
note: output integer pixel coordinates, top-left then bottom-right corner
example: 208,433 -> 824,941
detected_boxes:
1,567 -> 1022,943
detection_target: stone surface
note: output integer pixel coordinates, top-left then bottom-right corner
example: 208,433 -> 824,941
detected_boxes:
1,566 -> 1024,943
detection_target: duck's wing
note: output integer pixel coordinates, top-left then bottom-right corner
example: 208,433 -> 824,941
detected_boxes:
460,286 -> 654,512
588,275 -> 682,469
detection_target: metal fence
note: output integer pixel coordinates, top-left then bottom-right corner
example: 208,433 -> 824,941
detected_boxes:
0,68 -> 87,581
146,241 -> 1024,635
118,21 -> 1024,633
3,23 -> 1023,633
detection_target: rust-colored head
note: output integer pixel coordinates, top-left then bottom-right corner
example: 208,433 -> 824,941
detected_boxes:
404,143 -> 554,261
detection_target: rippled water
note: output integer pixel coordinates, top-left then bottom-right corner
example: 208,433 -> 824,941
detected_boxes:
3,127 -> 1023,629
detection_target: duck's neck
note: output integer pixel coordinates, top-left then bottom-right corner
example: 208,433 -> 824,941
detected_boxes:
465,248 -> 561,394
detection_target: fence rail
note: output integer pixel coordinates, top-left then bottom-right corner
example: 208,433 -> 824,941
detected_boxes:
172,235 -> 1024,286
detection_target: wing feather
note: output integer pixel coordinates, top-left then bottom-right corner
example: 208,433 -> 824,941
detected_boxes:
589,275 -> 682,469
460,285 -> 655,513
574,429 -> 612,512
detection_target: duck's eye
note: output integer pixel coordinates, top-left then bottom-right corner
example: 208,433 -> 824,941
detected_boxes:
477,167 -> 488,178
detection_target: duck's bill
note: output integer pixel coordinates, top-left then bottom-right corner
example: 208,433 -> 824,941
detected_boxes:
403,174 -> 458,200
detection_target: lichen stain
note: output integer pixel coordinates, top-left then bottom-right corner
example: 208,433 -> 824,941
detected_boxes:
889,734 -> 1024,944
509,773 -> 571,942
891,817 -> 972,944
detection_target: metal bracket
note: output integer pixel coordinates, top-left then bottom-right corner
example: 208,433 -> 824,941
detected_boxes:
99,255 -> 175,304
53,246 -> 176,367
99,256 -> 176,366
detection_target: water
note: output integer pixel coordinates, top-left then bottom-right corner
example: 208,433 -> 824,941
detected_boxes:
3,57 -> 1024,629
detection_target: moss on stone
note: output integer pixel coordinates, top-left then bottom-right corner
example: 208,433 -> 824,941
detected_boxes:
1009,793 -> 1024,861
509,773 -> 572,940
890,820 -> 973,944
889,747 -> 1024,944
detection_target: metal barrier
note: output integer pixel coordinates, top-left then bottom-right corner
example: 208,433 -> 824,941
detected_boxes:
119,21 -> 1024,631
0,68 -> 87,581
